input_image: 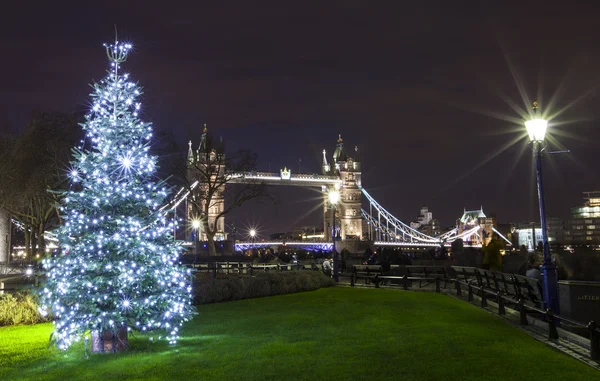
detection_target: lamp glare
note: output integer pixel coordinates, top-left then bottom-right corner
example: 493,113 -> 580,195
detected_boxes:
525,118 -> 548,142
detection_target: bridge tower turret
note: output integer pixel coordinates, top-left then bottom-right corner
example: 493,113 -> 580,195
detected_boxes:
322,149 -> 330,175
187,124 -> 227,242
324,135 -> 363,241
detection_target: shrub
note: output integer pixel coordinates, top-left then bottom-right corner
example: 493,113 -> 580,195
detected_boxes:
0,292 -> 48,326
193,271 -> 335,305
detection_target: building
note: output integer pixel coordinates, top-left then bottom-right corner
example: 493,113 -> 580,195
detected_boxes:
510,217 -> 564,251
409,206 -> 441,236
322,135 -> 363,240
186,125 -> 227,241
457,207 -> 494,245
410,206 -> 433,229
564,191 -> 600,244
0,209 -> 10,264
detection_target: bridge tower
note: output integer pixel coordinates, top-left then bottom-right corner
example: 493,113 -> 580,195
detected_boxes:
187,125 -> 227,241
322,135 -> 363,240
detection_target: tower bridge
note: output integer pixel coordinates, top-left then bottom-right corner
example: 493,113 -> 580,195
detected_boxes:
165,129 -> 495,252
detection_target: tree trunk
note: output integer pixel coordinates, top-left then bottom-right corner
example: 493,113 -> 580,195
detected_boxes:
203,220 -> 218,256
207,232 -> 217,256
24,227 -> 31,259
30,228 -> 37,260
37,222 -> 45,257
91,327 -> 128,353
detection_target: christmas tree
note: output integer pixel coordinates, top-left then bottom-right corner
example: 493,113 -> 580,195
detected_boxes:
40,40 -> 195,351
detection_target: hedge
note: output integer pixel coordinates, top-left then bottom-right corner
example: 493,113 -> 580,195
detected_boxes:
193,271 -> 335,305
0,292 -> 48,326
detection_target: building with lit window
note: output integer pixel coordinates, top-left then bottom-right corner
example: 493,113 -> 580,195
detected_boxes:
564,191 -> 600,244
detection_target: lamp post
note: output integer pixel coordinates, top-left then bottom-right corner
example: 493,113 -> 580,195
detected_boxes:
192,219 -> 201,263
249,229 -> 256,253
525,100 -> 559,314
328,189 -> 340,282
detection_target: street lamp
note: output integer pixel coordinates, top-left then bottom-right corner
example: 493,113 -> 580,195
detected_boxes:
192,219 -> 201,262
249,229 -> 256,252
328,189 -> 340,282
525,100 -> 559,314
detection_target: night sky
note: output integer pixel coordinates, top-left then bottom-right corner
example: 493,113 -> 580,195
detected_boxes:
2,1 -> 600,237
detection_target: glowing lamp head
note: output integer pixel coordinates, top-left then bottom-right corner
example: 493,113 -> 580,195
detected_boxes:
192,219 -> 201,229
249,229 -> 256,238
328,190 -> 340,205
525,118 -> 548,142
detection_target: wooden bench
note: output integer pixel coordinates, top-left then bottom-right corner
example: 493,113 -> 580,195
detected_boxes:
405,266 -> 448,288
351,265 -> 383,285
449,267 -> 600,360
450,266 -> 544,314
512,274 -> 544,308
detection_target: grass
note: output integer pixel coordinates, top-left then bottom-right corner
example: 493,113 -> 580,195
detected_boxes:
0,287 -> 597,380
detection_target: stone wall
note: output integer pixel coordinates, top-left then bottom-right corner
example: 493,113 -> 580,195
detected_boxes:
559,281 -> 600,325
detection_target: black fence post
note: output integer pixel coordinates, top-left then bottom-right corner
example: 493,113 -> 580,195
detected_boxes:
546,310 -> 559,341
481,287 -> 487,308
518,299 -> 528,325
588,321 -> 599,361
455,280 -> 462,297
351,273 -> 355,287
374,275 -> 380,288
468,284 -> 473,302
435,277 -> 440,293
403,275 -> 408,290
497,292 -> 505,315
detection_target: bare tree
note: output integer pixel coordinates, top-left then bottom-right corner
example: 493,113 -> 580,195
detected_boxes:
0,112 -> 80,259
179,128 -> 274,256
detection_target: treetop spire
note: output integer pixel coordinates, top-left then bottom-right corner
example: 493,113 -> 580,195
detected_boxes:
104,41 -> 132,65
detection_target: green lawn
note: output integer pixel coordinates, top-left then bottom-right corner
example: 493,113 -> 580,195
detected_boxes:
0,288 -> 597,380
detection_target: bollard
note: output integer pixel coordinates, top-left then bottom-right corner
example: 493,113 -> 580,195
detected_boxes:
546,310 -> 559,340
435,278 -> 440,293
497,292 -> 505,315
468,284 -> 473,302
351,274 -> 355,287
374,275 -> 380,288
455,280 -> 462,297
588,321 -> 599,361
403,275 -> 408,290
518,299 -> 528,325
481,288 -> 487,308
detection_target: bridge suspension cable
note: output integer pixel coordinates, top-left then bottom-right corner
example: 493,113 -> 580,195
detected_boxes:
360,188 -> 440,243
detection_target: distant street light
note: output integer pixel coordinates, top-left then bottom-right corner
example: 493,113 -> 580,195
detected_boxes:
249,229 -> 256,251
328,189 -> 340,282
525,100 -> 559,314
192,219 -> 201,262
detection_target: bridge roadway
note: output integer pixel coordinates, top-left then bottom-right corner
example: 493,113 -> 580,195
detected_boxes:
229,171 -> 341,187
233,240 -> 482,251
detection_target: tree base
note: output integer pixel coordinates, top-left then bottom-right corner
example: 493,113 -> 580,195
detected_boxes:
91,327 -> 128,353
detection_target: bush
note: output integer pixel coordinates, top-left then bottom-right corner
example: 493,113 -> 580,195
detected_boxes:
0,292 -> 48,326
193,271 -> 335,305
